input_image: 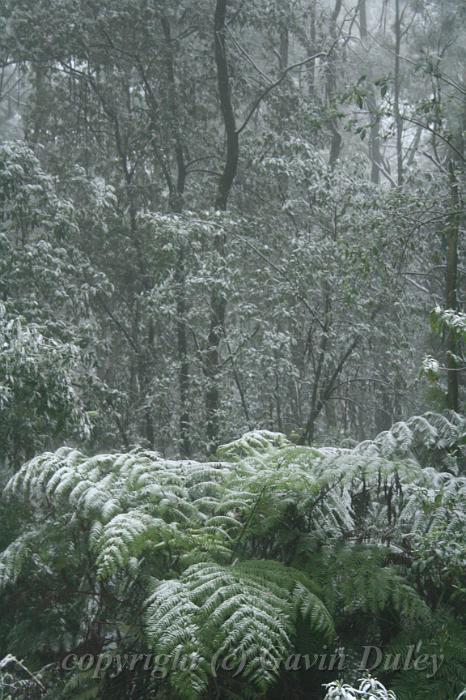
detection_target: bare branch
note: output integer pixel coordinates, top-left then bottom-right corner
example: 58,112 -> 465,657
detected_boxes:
237,51 -> 328,135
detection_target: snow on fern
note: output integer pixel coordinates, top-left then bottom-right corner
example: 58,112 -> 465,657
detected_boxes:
0,413 -> 464,698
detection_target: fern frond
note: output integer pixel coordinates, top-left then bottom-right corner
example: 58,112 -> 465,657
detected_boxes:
0,531 -> 35,588
146,559 -> 333,697
216,430 -> 291,461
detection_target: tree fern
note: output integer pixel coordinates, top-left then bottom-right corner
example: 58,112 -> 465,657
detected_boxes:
146,560 -> 333,697
386,611 -> 466,700
0,413 -> 464,698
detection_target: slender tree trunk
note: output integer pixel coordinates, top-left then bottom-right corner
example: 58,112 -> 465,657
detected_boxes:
446,160 -> 460,411
302,333 -> 361,443
358,0 -> 367,33
205,0 -> 239,453
214,0 -> 239,212
27,64 -> 48,145
368,91 -> 382,184
175,249 -> 191,456
277,19 -> 289,197
359,0 -> 382,184
327,0 -> 343,168
161,13 -> 191,457
301,296 -> 331,443
279,25 -> 289,71
444,91 -> 464,412
308,1 -> 317,98
394,0 -> 403,187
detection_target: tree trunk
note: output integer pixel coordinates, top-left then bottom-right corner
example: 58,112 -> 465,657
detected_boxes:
394,0 -> 403,187
327,0 -> 343,168
445,160 -> 460,411
358,0 -> 367,34
358,1 -> 382,184
205,0 -> 239,453
161,13 -> 191,457
308,1 -> 317,98
279,25 -> 289,72
214,0 -> 239,212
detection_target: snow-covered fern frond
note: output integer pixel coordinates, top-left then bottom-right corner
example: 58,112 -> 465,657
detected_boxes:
0,531 -> 36,589
0,412 -> 464,699
146,559 -> 333,697
311,544 -> 430,624
354,412 -> 465,471
216,430 -> 292,462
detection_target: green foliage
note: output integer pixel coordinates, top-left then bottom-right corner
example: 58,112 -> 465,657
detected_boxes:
146,559 -> 333,696
430,308 -> 466,342
312,545 -> 430,624
0,307 -> 90,471
422,308 -> 466,391
216,430 -> 292,461
0,141 -> 76,241
0,2 -> 464,698
0,413 -> 464,698
0,141 -> 114,466
2,0 -> 460,454
386,611 -> 466,700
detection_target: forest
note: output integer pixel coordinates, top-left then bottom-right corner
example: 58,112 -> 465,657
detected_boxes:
0,0 -> 464,698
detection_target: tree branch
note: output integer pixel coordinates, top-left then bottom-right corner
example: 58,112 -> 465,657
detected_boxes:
236,51 -> 328,135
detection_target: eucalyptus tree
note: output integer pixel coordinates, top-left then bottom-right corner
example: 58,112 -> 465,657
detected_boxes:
0,0 -> 463,454
0,142 -> 111,469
